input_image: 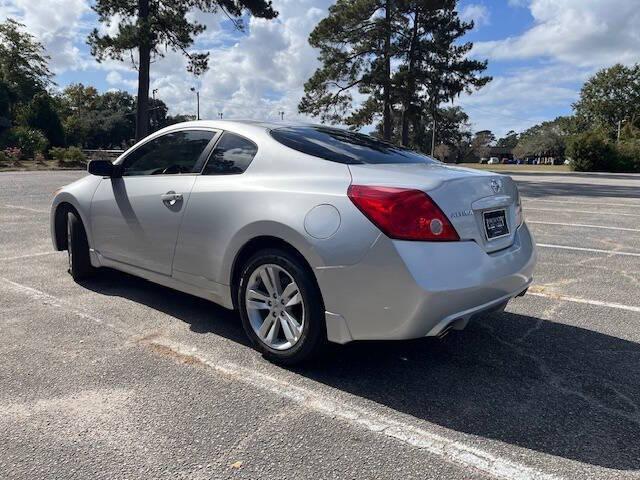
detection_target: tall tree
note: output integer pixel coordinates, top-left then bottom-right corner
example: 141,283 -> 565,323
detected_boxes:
0,19 -> 53,118
89,0 -> 278,140
573,63 -> 640,138
299,0 -> 404,140
19,93 -> 66,147
496,130 -> 518,149
405,0 -> 490,153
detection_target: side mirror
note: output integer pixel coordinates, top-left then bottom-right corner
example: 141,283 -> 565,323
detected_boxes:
88,160 -> 119,177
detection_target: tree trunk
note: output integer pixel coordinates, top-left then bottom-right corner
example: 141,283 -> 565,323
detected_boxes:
382,0 -> 392,142
135,0 -> 151,141
401,11 -> 419,147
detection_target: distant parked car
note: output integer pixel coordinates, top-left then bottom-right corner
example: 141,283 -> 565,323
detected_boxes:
480,158 -> 488,164
488,157 -> 500,164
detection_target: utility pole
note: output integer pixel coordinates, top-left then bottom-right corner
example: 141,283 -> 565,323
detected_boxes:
431,118 -> 436,156
151,88 -> 158,131
278,111 -> 285,121
190,87 -> 200,120
218,112 -> 223,120
617,119 -> 625,143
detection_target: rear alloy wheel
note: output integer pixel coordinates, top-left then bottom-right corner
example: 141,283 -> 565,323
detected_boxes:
67,210 -> 95,281
238,249 -> 325,365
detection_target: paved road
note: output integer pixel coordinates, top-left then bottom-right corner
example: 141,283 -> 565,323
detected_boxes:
1,170 -> 639,480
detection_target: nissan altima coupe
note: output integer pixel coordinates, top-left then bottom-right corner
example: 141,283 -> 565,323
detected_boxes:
51,120 -> 536,364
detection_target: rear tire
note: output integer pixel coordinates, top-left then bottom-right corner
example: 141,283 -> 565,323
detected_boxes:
238,248 -> 326,365
67,211 -> 95,281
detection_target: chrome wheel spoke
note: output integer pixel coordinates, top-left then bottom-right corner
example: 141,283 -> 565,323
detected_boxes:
259,267 -> 280,296
281,283 -> 299,306
246,289 -> 270,310
258,314 -> 277,340
265,316 -> 280,343
283,312 -> 302,341
280,316 -> 296,344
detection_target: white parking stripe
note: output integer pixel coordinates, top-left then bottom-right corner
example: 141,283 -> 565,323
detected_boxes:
145,338 -> 562,480
528,291 -> 640,313
528,221 -> 640,233
1,277 -> 560,480
0,251 -> 58,261
523,198 -> 640,208
537,243 -> 640,257
527,207 -> 640,217
4,204 -> 48,213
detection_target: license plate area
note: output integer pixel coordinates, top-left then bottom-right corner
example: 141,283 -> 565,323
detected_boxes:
483,209 -> 509,240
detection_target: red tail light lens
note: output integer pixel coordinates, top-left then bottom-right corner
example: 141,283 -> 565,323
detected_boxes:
348,185 -> 460,241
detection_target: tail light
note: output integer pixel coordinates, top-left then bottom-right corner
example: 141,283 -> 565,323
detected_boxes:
348,185 -> 460,241
515,190 -> 524,226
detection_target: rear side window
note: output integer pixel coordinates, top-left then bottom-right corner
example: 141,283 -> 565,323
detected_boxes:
202,132 -> 258,175
122,130 -> 215,176
270,126 -> 438,165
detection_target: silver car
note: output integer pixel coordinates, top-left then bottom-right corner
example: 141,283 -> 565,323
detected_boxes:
51,121 -> 536,364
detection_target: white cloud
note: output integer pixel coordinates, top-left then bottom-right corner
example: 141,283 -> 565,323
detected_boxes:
0,0 -> 90,73
459,4 -> 490,28
473,0 -> 640,68
457,64 -> 589,136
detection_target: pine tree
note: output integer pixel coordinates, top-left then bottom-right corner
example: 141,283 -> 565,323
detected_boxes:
298,0 -> 405,141
88,0 -> 278,140
396,0 -> 490,151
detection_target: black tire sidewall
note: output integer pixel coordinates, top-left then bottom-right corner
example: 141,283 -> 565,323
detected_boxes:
238,249 -> 325,364
67,211 -> 93,280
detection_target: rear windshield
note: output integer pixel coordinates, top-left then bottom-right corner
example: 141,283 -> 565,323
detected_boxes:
270,126 -> 439,165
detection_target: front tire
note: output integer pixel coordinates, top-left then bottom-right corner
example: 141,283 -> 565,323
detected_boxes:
67,211 -> 95,281
238,248 -> 326,365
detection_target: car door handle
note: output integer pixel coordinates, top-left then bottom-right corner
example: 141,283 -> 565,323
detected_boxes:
161,192 -> 183,206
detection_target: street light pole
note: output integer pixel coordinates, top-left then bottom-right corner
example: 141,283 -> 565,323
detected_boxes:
190,87 -> 200,120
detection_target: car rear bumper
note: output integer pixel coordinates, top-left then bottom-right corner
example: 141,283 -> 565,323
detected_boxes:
316,223 -> 536,342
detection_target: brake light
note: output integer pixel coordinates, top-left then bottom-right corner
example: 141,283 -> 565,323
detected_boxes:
348,185 -> 460,241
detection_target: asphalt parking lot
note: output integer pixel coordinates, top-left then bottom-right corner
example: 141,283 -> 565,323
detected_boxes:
1,170 -> 639,480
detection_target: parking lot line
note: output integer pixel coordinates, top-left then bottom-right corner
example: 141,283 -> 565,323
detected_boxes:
144,337 -> 562,480
528,221 -> 640,232
526,207 -> 640,217
4,204 -> 49,213
0,276 -> 560,480
537,244 -> 640,257
528,290 -> 640,313
523,198 -> 640,208
0,251 -> 58,262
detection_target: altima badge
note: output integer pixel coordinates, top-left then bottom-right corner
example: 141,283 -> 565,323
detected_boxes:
490,179 -> 502,193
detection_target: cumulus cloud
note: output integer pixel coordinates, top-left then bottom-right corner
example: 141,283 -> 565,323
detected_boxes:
457,64 -> 591,136
459,4 -> 490,28
473,0 -> 640,68
0,0 -> 90,73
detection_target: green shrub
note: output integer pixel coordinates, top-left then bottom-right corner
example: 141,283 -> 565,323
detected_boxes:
48,146 -> 87,167
0,150 -> 9,165
616,140 -> 640,173
567,130 -> 616,172
2,127 -> 49,158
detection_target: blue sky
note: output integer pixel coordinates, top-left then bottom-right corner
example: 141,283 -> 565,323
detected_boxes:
1,0 -> 639,137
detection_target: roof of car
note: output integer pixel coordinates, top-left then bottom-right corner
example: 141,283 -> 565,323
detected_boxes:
163,119 -> 316,133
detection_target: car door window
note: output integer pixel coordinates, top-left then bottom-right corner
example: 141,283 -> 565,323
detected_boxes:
122,130 -> 215,176
202,132 -> 258,175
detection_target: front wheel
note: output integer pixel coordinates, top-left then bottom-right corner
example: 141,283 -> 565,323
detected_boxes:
67,211 -> 95,281
238,249 -> 326,365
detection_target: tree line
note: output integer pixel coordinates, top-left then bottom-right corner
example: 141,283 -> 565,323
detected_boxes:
478,64 -> 640,172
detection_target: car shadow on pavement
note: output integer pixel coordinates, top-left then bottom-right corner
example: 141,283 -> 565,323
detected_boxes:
81,269 -> 640,471
300,313 -> 640,471
79,268 -> 250,346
